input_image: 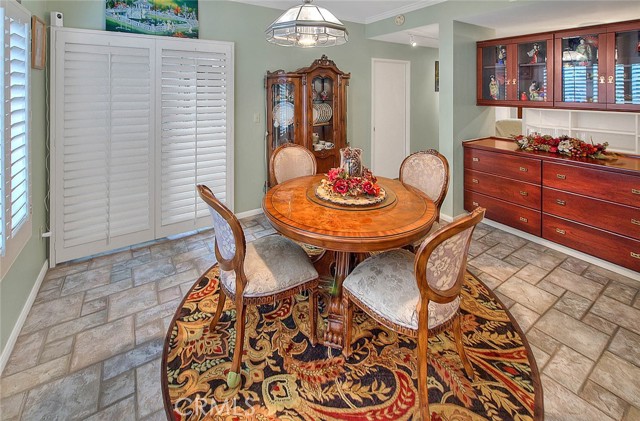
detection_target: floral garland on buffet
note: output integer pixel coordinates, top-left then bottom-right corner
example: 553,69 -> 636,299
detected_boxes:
511,134 -> 613,160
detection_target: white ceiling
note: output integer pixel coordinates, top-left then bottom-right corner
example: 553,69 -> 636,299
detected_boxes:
234,0 -> 640,48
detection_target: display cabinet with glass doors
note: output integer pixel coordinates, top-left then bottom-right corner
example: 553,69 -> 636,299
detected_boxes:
265,56 -> 350,187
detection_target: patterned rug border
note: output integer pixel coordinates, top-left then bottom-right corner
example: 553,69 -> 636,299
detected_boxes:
161,264 -> 544,420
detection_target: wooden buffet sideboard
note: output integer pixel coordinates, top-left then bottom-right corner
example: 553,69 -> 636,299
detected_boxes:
463,137 -> 640,272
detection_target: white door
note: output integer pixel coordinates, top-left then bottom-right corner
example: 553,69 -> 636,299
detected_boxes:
371,59 -> 410,179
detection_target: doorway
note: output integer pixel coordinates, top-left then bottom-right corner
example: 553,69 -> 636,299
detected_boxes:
371,58 -> 410,178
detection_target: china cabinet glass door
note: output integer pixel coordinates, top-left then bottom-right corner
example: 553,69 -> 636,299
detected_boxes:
611,29 -> 640,106
516,39 -> 552,104
555,31 -> 606,107
271,81 -> 297,148
480,44 -> 510,101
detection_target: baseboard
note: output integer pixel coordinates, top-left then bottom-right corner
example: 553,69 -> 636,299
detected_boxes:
440,213 -> 453,223
236,208 -> 263,219
482,219 -> 640,282
0,259 -> 49,376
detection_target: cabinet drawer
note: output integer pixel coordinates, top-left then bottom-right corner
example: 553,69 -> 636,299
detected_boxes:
543,162 -> 640,207
464,149 -> 541,183
543,188 -> 640,240
465,190 -> 541,236
543,214 -> 640,272
465,170 -> 541,210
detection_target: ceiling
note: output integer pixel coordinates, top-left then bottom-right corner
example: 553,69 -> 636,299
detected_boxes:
233,0 -> 640,48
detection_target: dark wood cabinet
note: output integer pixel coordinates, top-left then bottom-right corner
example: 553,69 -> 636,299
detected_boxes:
266,56 -> 350,187
464,137 -> 640,272
477,19 -> 640,111
477,34 -> 553,107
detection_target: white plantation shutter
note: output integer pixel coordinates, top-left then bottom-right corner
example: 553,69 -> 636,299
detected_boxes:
157,41 -> 233,237
53,31 -> 155,262
51,29 -> 233,264
1,1 -> 32,277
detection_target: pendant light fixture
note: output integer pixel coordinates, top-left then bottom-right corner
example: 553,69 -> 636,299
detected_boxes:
265,0 -> 348,48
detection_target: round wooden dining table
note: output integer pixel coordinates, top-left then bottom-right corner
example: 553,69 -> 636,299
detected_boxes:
262,174 -> 437,349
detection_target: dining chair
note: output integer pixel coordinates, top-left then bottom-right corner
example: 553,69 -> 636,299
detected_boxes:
269,143 -> 326,262
270,143 -> 317,185
399,149 -> 450,250
341,207 -> 485,420
197,184 -> 320,389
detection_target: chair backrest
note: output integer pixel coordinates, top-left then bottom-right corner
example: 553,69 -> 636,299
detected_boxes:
414,207 -> 485,305
196,185 -> 245,273
399,150 -> 449,218
270,143 -> 317,185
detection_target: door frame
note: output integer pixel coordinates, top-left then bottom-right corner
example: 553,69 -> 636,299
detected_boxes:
371,58 -> 411,175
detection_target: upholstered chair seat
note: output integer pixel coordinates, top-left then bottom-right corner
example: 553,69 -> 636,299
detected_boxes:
343,249 -> 459,330
219,235 -> 318,298
342,207 -> 486,421
197,185 -> 319,390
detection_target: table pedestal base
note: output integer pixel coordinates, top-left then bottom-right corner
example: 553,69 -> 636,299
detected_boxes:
323,251 -> 352,349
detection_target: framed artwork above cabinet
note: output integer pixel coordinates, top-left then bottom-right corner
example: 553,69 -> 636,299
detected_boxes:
477,19 -> 640,111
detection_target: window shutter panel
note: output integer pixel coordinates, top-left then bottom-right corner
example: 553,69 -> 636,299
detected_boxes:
158,45 -> 232,236
55,34 -> 154,261
7,12 -> 29,235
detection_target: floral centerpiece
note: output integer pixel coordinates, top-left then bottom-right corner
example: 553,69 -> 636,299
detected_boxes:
316,166 -> 386,206
512,133 -> 612,160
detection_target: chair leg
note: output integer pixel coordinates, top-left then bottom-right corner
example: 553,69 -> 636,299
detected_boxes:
342,295 -> 354,358
417,328 -> 430,421
309,288 -> 317,346
209,292 -> 227,332
453,314 -> 475,381
227,301 -> 246,389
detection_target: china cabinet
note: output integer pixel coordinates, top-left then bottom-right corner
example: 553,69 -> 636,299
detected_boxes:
266,56 -> 350,187
477,34 -> 553,107
477,19 -> 640,111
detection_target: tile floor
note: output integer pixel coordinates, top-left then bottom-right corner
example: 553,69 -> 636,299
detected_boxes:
1,214 -> 639,420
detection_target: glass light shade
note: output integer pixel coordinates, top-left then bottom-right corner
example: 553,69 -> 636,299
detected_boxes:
265,0 -> 348,48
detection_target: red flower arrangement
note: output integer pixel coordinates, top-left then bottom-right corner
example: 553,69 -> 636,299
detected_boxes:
323,167 -> 381,197
512,133 -> 612,160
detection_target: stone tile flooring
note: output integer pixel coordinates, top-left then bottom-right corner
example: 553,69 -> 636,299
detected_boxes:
1,214 -> 639,420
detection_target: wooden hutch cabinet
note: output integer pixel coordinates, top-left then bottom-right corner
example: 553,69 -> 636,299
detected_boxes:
477,19 -> 640,111
464,137 -> 640,272
265,56 -> 350,187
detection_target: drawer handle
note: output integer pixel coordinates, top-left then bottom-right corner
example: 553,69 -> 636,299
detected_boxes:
556,199 -> 566,206
472,157 -> 479,162
472,179 -> 479,184
608,75 -> 614,84
472,201 -> 479,206
632,219 -> 640,226
519,167 -> 528,172
519,217 -> 528,223
556,174 -> 566,180
556,228 -> 566,235
520,191 -> 528,196
632,252 -> 640,260
633,189 -> 640,195
599,76 -> 605,84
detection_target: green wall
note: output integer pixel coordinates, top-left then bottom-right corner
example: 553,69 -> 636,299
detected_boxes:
0,0 -> 48,355
1,0 -> 439,355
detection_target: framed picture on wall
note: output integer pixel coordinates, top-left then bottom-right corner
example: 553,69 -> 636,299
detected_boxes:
31,16 -> 46,69
105,0 -> 199,39
435,61 -> 439,92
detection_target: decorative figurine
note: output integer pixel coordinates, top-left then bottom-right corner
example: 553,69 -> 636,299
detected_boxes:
527,43 -> 544,63
312,87 -> 318,101
529,80 -> 541,101
320,90 -> 329,101
497,46 -> 506,65
574,38 -> 592,65
489,75 -> 499,100
520,91 -> 529,101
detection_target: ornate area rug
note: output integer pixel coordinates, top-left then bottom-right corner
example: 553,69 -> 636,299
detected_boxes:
162,265 -> 543,421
